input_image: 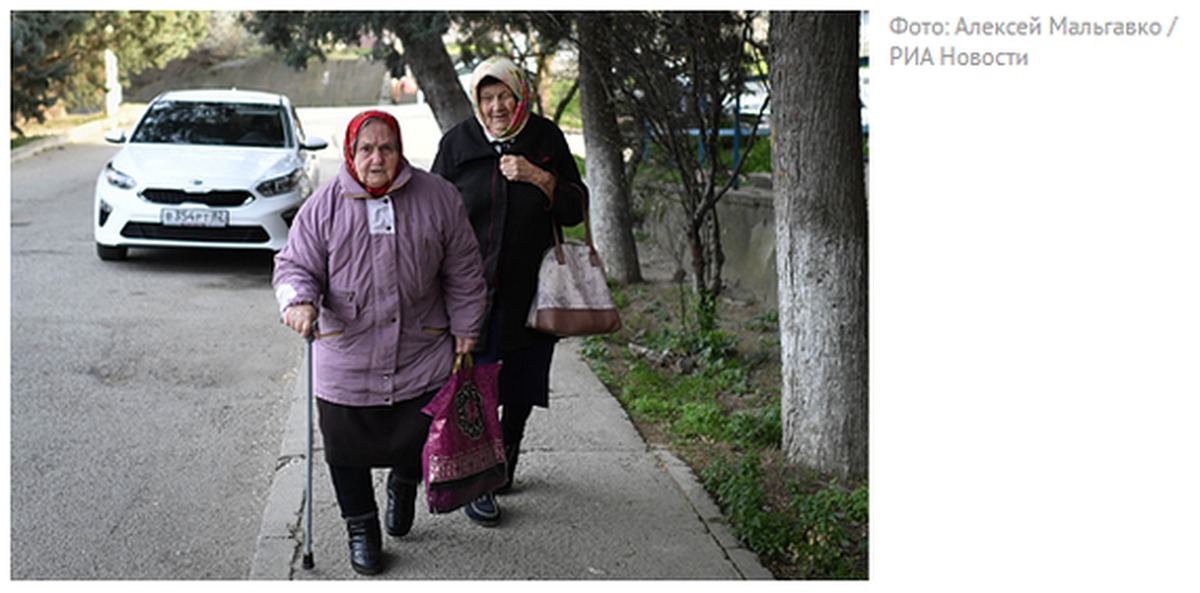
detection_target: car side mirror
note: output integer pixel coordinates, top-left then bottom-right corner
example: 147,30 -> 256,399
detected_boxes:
301,136 -> 328,151
103,129 -> 127,144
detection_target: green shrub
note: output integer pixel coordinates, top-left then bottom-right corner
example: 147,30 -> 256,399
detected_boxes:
672,401 -> 727,441
702,454 -> 792,557
703,455 -> 869,579
642,287 -> 737,366
627,393 -> 675,420
788,482 -> 870,579
580,335 -> 609,361
727,405 -> 781,449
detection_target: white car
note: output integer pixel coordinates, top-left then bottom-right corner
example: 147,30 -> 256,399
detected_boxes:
94,89 -> 327,261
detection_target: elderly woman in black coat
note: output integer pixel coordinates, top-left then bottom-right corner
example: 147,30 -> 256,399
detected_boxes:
432,56 -> 586,527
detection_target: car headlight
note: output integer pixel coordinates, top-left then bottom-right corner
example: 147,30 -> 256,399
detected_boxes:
104,163 -> 136,190
257,169 -> 303,197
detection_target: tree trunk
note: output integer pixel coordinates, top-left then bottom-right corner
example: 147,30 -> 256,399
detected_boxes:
578,13 -> 643,284
770,12 -> 868,481
396,27 -> 472,133
686,206 -> 724,298
551,79 -> 578,126
535,51 -> 554,117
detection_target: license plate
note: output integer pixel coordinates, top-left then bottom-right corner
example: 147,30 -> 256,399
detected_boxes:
161,208 -> 229,228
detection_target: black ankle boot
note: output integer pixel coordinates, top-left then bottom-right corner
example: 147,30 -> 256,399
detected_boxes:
385,472 -> 417,537
496,442 -> 520,494
345,512 -> 382,575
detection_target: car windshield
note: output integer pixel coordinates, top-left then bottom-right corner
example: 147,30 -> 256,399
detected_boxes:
130,100 -> 288,148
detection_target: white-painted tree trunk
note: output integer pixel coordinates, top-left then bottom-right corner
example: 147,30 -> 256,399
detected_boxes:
578,13 -> 643,284
770,12 -> 869,480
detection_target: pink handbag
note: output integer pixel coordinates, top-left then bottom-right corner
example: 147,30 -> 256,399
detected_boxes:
421,353 -> 507,513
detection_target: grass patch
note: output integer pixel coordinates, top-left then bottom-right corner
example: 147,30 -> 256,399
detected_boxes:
702,454 -> 869,579
10,134 -> 49,149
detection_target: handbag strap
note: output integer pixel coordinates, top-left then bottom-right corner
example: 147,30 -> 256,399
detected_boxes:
551,194 -> 602,267
452,352 -> 473,374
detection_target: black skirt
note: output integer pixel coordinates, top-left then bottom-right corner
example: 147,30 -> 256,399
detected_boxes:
317,390 -> 436,470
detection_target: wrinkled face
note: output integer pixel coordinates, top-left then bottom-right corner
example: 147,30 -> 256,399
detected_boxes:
478,81 -> 517,136
353,120 -> 400,189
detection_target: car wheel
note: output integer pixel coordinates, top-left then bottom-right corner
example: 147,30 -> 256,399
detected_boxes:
96,243 -> 128,261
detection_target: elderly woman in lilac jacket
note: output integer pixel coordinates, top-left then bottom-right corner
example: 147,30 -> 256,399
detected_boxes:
274,110 -> 486,576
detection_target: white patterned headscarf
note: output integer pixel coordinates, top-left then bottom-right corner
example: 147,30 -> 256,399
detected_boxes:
470,56 -> 533,142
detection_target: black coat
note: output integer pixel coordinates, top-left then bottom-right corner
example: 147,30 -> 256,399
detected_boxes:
432,114 -> 587,353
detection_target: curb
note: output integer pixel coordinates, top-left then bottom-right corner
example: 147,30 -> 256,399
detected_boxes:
249,354 -> 308,580
11,133 -> 70,163
653,446 -> 776,580
11,105 -> 145,164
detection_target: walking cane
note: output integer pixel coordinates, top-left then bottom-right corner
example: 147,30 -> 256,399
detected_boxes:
302,320 -> 317,570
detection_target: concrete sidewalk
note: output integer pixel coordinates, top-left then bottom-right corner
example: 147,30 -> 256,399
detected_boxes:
250,338 -> 771,580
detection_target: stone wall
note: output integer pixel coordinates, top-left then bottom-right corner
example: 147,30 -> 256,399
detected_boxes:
638,174 -> 779,308
127,56 -> 403,108
636,168 -> 868,310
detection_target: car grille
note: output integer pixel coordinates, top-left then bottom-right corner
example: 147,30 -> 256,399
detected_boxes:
120,223 -> 270,243
141,188 -> 255,207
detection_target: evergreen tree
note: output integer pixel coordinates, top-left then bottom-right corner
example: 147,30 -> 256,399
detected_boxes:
10,10 -> 208,135
10,12 -> 90,134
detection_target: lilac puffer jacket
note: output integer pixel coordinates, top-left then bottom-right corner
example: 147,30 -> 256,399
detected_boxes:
273,161 -> 486,406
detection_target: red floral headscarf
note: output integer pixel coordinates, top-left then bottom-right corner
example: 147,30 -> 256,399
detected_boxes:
470,56 -> 533,142
344,110 -> 403,197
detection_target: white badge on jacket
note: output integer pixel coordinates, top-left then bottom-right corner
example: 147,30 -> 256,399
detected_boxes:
366,197 -> 396,235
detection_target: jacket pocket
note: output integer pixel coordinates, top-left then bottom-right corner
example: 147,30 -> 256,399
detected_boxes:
318,289 -> 360,342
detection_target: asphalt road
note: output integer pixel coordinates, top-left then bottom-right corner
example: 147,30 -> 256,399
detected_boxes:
9,126 -> 313,578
